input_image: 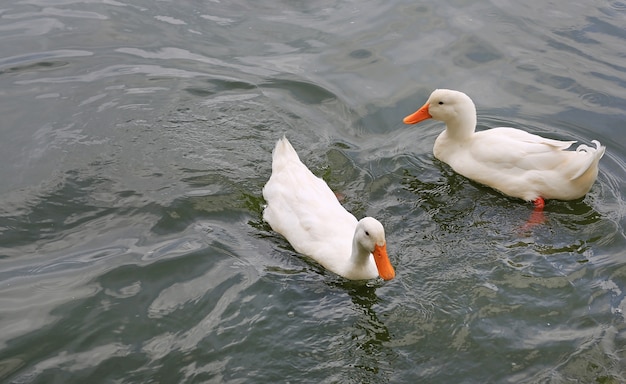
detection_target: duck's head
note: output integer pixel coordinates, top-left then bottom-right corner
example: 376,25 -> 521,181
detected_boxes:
403,89 -> 477,135
355,217 -> 395,281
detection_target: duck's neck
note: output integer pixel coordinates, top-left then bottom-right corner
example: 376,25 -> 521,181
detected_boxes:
350,237 -> 371,267
443,113 -> 476,141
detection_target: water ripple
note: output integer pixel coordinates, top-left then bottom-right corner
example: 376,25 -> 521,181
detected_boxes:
608,1 -> 626,11
2,16 -> 63,37
142,237 -> 205,261
0,49 -> 92,70
116,47 -> 277,77
580,91 -> 613,108
15,64 -> 207,84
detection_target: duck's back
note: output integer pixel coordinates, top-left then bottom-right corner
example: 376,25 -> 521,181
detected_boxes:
436,127 -> 605,201
263,137 -> 357,261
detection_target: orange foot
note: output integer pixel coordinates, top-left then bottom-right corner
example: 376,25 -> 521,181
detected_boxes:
519,197 -> 546,233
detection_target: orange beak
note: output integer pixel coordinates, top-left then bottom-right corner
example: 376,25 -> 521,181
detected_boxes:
403,102 -> 432,124
373,243 -> 395,281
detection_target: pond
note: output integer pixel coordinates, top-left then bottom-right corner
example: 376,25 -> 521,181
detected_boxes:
1,0 -> 625,382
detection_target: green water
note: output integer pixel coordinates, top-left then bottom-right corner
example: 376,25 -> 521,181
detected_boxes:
1,0 -> 625,383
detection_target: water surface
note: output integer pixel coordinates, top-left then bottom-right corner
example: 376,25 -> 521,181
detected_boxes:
1,0 -> 625,382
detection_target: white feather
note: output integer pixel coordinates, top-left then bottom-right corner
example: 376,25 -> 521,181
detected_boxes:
262,137 -> 395,281
405,89 -> 605,202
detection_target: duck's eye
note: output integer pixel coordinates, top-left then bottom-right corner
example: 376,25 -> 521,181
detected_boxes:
438,101 -> 444,105
365,231 -> 370,236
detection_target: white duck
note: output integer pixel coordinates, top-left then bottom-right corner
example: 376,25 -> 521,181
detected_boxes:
403,89 -> 605,213
262,136 -> 395,281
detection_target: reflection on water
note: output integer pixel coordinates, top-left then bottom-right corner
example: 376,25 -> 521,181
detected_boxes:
1,0 -> 626,382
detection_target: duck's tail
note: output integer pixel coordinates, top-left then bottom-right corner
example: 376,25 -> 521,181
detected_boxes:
570,140 -> 606,180
271,136 -> 302,172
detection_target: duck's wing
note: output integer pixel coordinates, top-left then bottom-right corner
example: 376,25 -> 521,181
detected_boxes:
471,128 -> 582,174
